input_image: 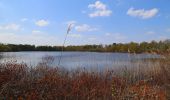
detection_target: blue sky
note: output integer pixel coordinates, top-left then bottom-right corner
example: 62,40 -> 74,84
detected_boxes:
0,0 -> 170,45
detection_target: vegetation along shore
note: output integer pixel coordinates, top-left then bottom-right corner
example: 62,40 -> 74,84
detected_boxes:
0,39 -> 170,54
0,55 -> 169,99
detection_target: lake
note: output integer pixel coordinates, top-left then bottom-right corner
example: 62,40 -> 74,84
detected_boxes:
0,52 -> 161,71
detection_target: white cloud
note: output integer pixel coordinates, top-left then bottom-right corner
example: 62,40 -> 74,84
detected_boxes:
89,10 -> 112,18
35,19 -> 49,27
0,23 -> 20,31
65,21 -> 98,33
68,33 -> 82,38
88,1 -> 112,17
127,7 -> 159,19
89,1 -> 106,10
75,24 -> 98,32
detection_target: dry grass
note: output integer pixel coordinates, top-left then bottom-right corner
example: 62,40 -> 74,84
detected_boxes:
0,56 -> 169,100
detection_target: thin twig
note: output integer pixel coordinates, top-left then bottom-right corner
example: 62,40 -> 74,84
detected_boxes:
58,24 -> 72,66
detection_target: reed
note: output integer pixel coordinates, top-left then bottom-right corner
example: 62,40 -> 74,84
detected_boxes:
0,56 -> 169,99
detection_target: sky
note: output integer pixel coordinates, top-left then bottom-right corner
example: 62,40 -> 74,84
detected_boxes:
0,0 -> 170,46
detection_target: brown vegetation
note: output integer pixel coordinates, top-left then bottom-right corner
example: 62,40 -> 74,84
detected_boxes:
0,57 -> 169,99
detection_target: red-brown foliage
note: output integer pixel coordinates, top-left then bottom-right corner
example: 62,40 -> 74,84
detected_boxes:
0,59 -> 169,99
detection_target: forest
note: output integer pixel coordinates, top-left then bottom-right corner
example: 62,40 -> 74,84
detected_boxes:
0,39 -> 170,54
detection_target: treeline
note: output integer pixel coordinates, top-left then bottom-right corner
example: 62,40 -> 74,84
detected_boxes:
0,40 -> 170,53
0,44 -> 63,52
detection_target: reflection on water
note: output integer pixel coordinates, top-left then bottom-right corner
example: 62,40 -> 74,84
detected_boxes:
0,53 -> 3,59
0,52 -> 161,70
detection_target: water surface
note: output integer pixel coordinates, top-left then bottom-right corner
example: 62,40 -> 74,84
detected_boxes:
0,52 -> 161,70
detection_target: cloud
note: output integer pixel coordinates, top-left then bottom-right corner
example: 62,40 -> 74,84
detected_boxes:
75,24 -> 98,32
127,7 -> 159,19
88,1 -> 112,17
65,21 -> 98,33
89,1 -> 106,10
68,33 -> 82,38
35,19 -> 49,27
0,23 -> 20,31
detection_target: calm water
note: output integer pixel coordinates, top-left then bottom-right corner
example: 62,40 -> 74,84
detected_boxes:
0,52 -> 161,70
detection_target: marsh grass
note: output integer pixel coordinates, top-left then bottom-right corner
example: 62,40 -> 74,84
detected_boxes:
0,56 -> 169,99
